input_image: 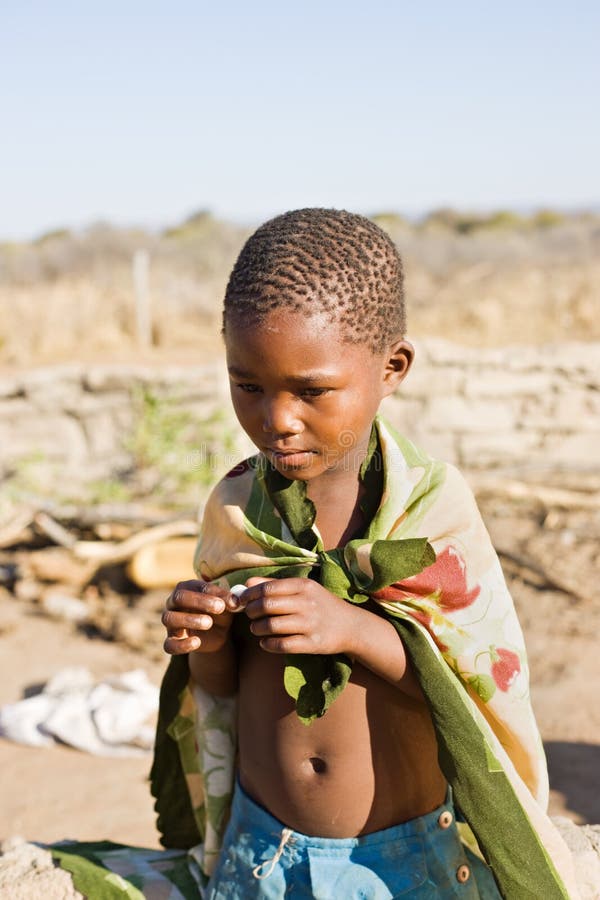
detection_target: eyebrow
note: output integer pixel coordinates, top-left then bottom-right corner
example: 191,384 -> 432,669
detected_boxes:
227,366 -> 334,385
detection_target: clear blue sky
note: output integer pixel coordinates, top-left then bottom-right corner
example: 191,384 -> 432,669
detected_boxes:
2,1 -> 599,240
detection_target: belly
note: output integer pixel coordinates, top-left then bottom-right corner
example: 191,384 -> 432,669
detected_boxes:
236,642 -> 447,837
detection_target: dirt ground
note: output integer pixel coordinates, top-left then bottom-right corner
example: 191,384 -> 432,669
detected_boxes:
0,488 -> 599,848
0,612 -> 164,848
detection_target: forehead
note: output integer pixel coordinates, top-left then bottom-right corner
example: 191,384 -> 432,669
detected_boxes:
225,309 -> 379,379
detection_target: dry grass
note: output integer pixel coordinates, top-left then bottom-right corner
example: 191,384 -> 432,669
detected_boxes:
1,213 -> 598,366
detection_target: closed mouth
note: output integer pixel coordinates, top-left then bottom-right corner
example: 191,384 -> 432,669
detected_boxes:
267,447 -> 316,465
268,447 -> 311,455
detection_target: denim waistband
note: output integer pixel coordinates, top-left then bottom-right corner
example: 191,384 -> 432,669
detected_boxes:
231,778 -> 453,849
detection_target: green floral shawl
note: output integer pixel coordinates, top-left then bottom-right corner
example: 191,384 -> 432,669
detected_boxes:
150,418 -> 579,899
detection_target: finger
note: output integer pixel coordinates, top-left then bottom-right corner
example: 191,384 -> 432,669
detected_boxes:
249,614 -> 304,637
164,633 -> 202,655
246,577 -> 306,592
259,634 -> 307,655
244,594 -> 300,620
228,577 -> 275,610
252,577 -> 307,592
241,578 -> 303,608
167,585 -> 227,614
162,610 -> 216,631
167,579 -> 228,597
172,579 -> 229,594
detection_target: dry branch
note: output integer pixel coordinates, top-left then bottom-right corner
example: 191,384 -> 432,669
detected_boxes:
0,509 -> 34,549
34,512 -> 77,549
10,510 -> 199,588
472,477 -> 600,510
72,519 -> 199,566
497,547 -> 585,602
38,503 -> 198,527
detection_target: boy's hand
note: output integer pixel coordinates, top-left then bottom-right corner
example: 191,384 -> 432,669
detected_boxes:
162,579 -> 240,655
239,577 -> 360,656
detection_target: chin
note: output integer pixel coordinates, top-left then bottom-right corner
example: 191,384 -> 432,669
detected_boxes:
273,463 -> 317,480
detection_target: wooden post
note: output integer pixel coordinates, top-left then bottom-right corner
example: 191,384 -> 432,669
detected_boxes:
132,250 -> 152,347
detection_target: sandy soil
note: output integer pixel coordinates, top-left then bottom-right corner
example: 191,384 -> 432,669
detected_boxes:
0,612 -> 164,848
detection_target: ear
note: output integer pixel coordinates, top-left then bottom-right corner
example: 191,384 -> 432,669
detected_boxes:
382,340 -> 414,396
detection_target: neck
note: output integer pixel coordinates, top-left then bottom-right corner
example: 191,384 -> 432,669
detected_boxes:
308,473 -> 366,550
306,424 -> 380,549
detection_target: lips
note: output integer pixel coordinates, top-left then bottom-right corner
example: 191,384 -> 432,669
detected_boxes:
267,447 -> 316,468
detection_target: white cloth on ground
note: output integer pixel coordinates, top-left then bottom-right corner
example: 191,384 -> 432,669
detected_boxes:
0,667 -> 158,757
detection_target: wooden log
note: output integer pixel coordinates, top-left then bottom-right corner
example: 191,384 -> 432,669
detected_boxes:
25,548 -> 97,587
127,537 -> 197,589
73,520 -> 199,565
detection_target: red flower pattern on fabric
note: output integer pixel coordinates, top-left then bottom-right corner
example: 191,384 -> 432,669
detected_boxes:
373,546 -> 480,611
490,648 -> 521,691
225,459 -> 253,478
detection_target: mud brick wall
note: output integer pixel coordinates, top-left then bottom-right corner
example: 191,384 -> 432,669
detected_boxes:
382,339 -> 599,474
1,339 -> 598,485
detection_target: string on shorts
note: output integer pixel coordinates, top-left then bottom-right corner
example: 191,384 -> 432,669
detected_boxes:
252,828 -> 294,879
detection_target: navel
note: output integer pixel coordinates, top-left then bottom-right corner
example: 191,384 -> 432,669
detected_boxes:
308,756 -> 327,774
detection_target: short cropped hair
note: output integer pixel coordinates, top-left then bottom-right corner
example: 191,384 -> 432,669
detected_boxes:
223,208 -> 405,352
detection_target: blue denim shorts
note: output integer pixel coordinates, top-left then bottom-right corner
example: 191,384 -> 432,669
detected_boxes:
205,780 -> 501,899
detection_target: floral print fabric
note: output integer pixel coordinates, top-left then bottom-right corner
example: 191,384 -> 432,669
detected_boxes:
152,418 -> 579,898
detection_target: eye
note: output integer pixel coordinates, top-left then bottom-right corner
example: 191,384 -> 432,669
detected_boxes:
236,383 -> 262,394
299,387 -> 329,399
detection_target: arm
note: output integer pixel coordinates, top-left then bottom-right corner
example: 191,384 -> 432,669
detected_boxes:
345,603 -> 423,700
188,639 -> 238,697
241,578 -> 423,701
162,579 -> 240,697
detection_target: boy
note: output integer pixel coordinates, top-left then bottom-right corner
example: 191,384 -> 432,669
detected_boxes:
155,209 -> 578,898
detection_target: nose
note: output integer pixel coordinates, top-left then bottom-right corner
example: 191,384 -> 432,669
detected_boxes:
261,393 -> 302,437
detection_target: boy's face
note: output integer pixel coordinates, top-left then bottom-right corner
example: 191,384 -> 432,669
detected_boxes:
225,309 -> 412,485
